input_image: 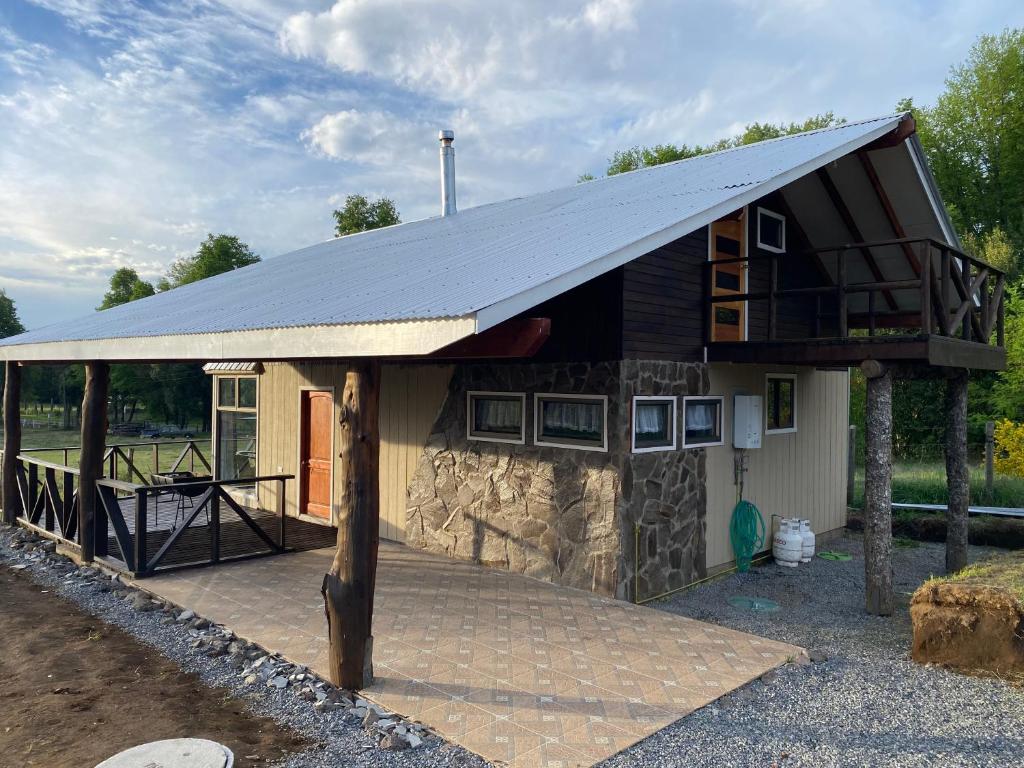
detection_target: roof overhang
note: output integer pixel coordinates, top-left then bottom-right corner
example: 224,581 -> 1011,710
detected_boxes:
0,316 -> 476,364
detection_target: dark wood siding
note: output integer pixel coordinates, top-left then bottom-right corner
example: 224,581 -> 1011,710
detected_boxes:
622,229 -> 708,361
515,268 -> 623,363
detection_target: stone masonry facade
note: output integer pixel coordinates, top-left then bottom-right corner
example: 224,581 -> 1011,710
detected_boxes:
405,360 -> 709,599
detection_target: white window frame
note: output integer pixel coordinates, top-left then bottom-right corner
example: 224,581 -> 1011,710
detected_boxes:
681,395 -> 725,449
756,207 -> 786,254
466,391 -> 526,445
631,396 -> 677,454
534,393 -> 608,453
212,374 -> 259,482
765,373 -> 798,434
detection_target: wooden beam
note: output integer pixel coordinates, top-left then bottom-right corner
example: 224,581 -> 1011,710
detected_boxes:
816,168 -> 899,312
322,359 -> 380,690
862,113 -> 916,149
426,317 -> 551,360
2,362 -> 22,525
856,151 -> 921,275
78,362 -> 109,563
944,370 -> 969,574
862,361 -> 894,616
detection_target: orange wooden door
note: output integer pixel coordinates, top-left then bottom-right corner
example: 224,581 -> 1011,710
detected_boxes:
710,214 -> 748,342
300,390 -> 333,519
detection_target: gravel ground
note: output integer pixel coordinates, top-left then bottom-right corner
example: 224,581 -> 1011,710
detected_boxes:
0,527 -> 489,768
604,532 -> 1024,768
4,525 -> 1022,768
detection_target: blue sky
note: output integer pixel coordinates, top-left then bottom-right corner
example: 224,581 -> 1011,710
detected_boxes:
1,0 -> 1022,330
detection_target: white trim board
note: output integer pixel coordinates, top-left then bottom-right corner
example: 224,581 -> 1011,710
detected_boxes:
0,316 -> 477,362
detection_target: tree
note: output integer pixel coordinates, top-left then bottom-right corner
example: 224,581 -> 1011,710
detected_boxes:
0,290 -> 25,338
904,29 -> 1024,264
333,195 -> 400,237
160,233 -> 260,290
98,267 -> 155,310
600,113 -> 844,176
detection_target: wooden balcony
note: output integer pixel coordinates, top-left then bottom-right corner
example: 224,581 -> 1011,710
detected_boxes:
704,238 -> 1007,370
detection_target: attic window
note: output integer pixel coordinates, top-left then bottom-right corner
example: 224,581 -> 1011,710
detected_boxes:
757,207 -> 786,253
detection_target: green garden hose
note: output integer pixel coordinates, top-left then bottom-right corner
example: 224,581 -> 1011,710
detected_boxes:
730,499 -> 765,573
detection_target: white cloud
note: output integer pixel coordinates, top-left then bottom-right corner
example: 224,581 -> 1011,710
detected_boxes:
2,0 -> 1023,329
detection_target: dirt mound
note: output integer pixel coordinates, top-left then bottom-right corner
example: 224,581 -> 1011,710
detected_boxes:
910,581 -> 1024,679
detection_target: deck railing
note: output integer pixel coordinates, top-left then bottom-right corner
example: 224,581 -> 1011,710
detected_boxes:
6,447 -> 291,577
95,474 -> 291,576
704,237 -> 1006,346
20,439 -> 210,491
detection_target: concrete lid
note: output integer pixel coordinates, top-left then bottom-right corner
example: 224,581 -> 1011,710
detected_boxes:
96,738 -> 234,768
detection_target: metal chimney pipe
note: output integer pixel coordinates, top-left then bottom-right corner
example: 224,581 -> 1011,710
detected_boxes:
439,129 -> 456,216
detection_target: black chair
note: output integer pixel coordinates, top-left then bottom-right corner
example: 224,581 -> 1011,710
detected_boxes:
150,471 -> 213,528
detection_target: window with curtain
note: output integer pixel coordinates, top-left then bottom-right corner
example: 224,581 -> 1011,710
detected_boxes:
467,392 -> 525,443
682,397 -> 723,447
766,374 -> 797,433
632,397 -> 676,452
535,394 -> 607,451
215,376 -> 258,480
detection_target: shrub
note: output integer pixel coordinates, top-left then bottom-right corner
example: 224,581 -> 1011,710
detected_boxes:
994,420 -> 1024,478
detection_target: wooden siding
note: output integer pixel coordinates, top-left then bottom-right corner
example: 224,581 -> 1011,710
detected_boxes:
704,364 -> 849,571
516,269 -> 623,362
255,362 -> 451,541
622,229 -> 708,360
378,364 -> 453,541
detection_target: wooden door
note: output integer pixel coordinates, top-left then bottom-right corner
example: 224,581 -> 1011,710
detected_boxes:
710,213 -> 748,341
299,390 -> 333,519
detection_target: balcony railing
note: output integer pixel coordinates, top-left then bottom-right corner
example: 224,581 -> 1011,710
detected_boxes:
704,237 -> 1005,346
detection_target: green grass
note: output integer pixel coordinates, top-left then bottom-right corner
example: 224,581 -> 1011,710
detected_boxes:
853,461 -> 1024,509
3,427 -> 212,483
932,550 -> 1024,603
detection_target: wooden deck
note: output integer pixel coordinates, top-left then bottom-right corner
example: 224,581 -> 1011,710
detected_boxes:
99,494 -> 337,574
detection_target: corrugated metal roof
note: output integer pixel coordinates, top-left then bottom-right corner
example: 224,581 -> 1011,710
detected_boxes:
202,362 -> 262,374
0,114 -> 906,349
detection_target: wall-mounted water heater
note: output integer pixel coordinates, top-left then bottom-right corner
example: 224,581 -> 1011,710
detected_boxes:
733,395 -> 763,449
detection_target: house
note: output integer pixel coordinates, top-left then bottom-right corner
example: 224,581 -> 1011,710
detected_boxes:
0,113 -> 1005,615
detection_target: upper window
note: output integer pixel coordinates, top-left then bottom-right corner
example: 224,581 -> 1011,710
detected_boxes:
535,394 -> 608,452
682,396 -> 724,448
632,396 -> 676,453
467,391 -> 525,444
215,376 -> 258,481
757,207 -> 786,253
765,374 -> 797,433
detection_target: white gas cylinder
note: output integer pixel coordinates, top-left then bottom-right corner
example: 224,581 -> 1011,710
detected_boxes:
773,518 -> 803,568
799,519 -> 816,563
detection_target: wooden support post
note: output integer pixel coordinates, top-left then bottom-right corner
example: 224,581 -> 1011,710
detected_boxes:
322,359 -> 380,690
78,362 -> 109,563
862,360 -> 894,616
2,361 -> 22,525
838,249 -> 848,337
984,420 -> 995,501
847,424 -> 857,507
944,370 -> 969,574
919,242 -> 931,334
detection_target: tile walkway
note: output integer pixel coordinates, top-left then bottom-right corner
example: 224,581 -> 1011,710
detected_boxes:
143,543 -> 801,767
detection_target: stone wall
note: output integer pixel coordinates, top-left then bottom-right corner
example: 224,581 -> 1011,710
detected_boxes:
617,360 -> 709,602
405,359 -> 710,599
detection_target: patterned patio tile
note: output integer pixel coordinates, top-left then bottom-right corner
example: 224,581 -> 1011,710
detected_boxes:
143,541 -> 801,768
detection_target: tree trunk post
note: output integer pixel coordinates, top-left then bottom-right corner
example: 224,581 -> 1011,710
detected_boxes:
945,370 -> 969,574
322,359 -> 380,690
78,362 -> 110,563
984,420 -> 994,501
2,361 -> 22,525
847,424 -> 857,507
862,361 -> 894,616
